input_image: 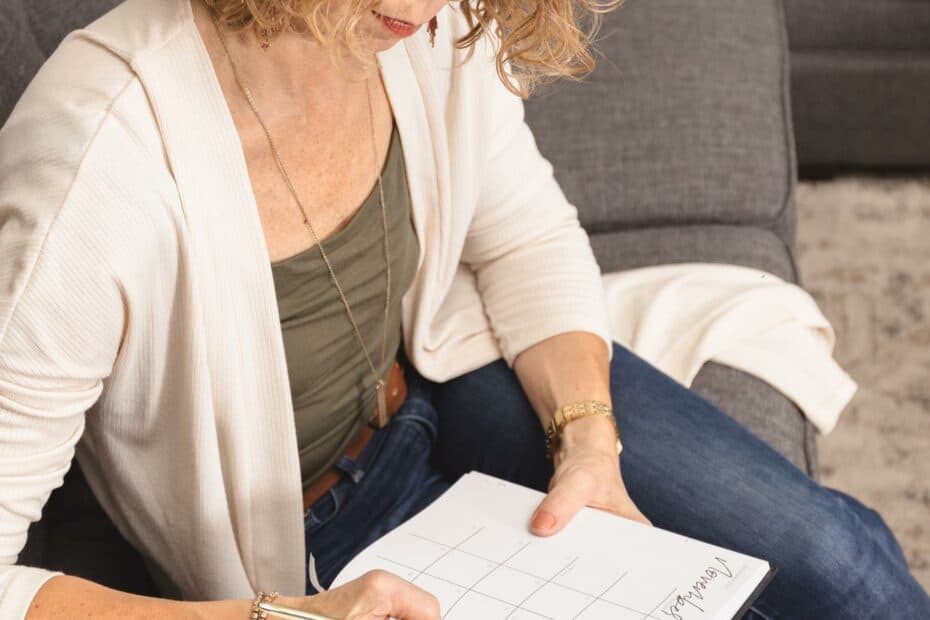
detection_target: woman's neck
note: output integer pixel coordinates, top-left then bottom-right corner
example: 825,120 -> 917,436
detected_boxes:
191,0 -> 375,116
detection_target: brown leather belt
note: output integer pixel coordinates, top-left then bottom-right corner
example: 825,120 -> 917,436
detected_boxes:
302,356 -> 407,512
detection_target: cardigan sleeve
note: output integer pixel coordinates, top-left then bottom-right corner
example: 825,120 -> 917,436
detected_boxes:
459,36 -> 614,368
0,148 -> 127,620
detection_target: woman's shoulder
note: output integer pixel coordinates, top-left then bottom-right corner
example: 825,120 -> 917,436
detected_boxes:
2,0 -> 188,165
0,5 -> 186,305
0,6 -> 179,231
417,4 -> 512,138
1,56 -> 168,259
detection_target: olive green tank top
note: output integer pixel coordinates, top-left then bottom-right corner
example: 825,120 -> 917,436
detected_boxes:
270,120 -> 419,490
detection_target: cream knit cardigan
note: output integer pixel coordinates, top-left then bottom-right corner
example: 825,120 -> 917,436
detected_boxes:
0,0 -> 614,616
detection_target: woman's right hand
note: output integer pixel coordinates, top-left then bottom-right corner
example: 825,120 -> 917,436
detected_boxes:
277,570 -> 440,620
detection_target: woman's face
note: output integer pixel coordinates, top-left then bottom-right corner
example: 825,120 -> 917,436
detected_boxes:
358,1 -> 449,52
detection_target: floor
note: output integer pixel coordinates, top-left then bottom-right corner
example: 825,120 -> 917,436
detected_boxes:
795,175 -> 930,591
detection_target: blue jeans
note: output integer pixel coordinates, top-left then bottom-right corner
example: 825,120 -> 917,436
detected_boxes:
304,341 -> 930,618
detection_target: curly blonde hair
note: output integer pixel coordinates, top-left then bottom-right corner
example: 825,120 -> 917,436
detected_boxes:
202,0 -> 625,98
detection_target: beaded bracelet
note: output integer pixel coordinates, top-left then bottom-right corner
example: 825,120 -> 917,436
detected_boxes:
545,399 -> 622,461
250,591 -> 279,619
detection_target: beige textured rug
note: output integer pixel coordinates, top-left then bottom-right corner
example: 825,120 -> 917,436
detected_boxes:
796,175 -> 930,591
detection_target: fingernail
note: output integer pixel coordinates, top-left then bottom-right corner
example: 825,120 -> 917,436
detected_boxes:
531,511 -> 556,532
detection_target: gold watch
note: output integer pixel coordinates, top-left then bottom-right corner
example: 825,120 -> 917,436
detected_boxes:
545,399 -> 622,461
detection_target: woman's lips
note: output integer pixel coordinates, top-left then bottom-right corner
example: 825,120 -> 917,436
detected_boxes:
372,10 -> 420,38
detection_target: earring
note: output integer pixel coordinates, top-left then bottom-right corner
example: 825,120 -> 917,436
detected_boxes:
427,16 -> 438,48
258,24 -> 279,50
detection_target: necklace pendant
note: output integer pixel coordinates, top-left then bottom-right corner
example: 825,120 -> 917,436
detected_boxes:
373,379 -> 389,429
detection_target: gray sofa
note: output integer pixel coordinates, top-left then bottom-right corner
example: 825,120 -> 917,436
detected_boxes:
524,0 -> 817,474
2,0 -> 817,600
784,0 -> 930,174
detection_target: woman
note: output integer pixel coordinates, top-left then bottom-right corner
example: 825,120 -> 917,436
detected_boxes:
0,0 -> 926,618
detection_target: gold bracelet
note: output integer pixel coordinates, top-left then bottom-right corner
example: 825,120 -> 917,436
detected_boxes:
250,591 -> 340,620
258,600 -> 340,620
250,591 -> 279,619
545,399 -> 622,461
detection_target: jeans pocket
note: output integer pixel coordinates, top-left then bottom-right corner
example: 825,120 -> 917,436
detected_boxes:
391,398 -> 438,444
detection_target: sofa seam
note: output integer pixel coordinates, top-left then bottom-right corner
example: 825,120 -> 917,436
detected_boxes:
790,48 -> 930,61
773,0 -> 798,233
770,0 -> 802,286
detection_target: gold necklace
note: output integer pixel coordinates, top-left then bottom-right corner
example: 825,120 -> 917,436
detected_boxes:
211,15 -> 393,428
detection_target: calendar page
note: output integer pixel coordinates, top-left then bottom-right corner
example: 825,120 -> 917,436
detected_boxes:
331,472 -> 775,620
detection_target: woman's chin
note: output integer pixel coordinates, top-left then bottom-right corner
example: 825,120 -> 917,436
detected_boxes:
368,38 -> 403,53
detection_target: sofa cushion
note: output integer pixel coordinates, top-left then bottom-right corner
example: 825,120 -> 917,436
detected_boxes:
784,0 -> 930,51
692,361 -> 818,475
784,0 -> 930,171
0,0 -> 46,128
524,0 -> 794,233
790,52 -> 930,170
588,225 -> 800,283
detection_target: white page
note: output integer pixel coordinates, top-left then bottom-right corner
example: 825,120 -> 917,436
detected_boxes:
331,472 -> 773,620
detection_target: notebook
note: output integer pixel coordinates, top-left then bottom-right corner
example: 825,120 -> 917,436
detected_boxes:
331,471 -> 775,619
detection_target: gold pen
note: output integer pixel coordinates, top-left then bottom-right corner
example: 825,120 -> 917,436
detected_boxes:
258,600 -> 340,620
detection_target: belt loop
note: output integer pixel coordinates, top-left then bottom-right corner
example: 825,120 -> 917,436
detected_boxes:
333,454 -> 365,484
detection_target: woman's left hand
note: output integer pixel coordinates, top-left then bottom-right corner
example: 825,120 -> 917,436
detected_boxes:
529,416 -> 651,536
